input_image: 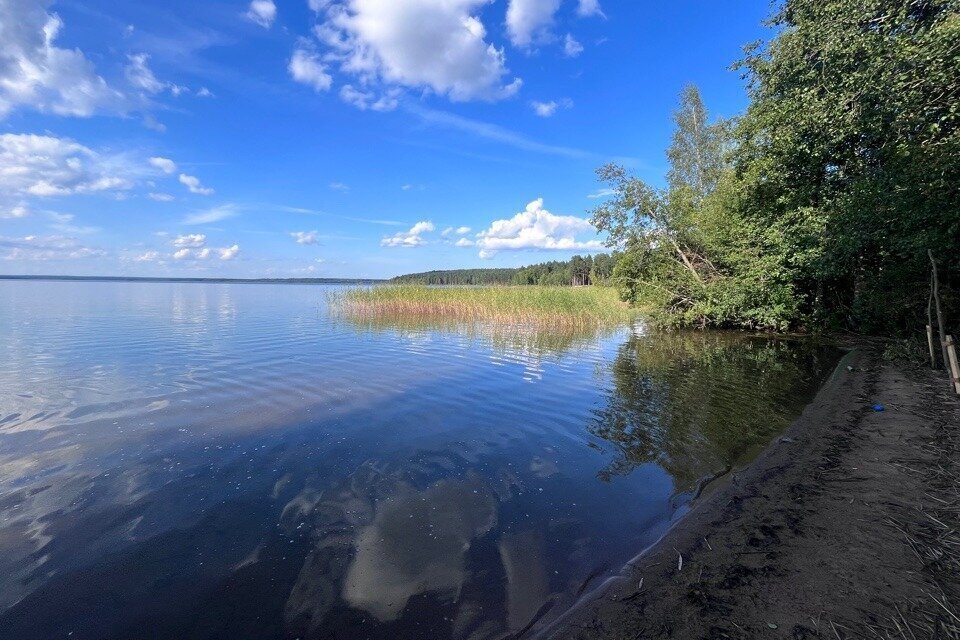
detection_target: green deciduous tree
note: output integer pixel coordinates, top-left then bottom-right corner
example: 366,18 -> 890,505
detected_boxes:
734,0 -> 960,333
592,86 -> 796,329
595,0 -> 959,335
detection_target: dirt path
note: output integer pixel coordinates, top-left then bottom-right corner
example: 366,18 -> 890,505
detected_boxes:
545,349 -> 960,639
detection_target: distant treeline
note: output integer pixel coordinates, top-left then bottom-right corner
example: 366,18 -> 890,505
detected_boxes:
392,254 -> 616,286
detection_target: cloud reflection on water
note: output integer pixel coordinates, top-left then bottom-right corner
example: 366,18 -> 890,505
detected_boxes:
0,282 -> 841,639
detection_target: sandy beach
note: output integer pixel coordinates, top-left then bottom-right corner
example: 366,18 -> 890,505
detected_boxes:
549,348 -> 960,639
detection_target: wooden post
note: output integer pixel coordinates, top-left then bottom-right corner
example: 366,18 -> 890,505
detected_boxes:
945,336 -> 960,395
927,273 -> 938,368
929,250 -> 949,372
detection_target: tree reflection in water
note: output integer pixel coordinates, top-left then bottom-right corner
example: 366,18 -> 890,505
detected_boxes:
591,331 -> 838,488
0,286 -> 845,640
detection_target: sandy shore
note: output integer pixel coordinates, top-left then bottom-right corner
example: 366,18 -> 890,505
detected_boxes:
545,348 -> 959,639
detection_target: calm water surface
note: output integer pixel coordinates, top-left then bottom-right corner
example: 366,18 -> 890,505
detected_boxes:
0,281 -> 841,639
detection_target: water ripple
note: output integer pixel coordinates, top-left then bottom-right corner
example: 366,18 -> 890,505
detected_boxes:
0,281 -> 841,639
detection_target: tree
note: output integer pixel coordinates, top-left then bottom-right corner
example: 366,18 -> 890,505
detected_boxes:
570,255 -> 592,285
590,86 -> 796,329
593,1 -> 959,335
734,0 -> 960,333
591,253 -> 616,284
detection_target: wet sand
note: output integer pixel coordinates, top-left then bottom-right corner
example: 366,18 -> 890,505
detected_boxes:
547,348 -> 960,639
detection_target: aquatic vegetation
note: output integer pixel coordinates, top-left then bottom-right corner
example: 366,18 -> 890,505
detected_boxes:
330,285 -> 638,327
336,312 -> 624,360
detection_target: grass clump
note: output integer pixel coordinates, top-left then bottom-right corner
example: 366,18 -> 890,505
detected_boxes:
331,285 -> 637,327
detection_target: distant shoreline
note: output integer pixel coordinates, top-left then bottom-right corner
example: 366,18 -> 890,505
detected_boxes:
0,275 -> 384,285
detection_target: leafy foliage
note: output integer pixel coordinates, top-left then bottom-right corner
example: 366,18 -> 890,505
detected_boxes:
595,0 -> 959,334
592,86 -> 797,329
734,0 -> 960,333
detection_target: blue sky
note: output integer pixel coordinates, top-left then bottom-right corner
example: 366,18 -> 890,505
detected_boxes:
0,0 -> 770,279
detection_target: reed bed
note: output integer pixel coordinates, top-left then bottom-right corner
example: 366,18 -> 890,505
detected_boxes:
330,285 -> 638,327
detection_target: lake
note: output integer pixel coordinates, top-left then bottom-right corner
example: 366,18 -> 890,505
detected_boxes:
0,281 -> 841,639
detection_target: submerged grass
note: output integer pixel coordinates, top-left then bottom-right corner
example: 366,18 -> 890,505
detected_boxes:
330,285 -> 638,327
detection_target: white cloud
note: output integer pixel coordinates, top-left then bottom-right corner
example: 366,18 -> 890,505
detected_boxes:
148,192 -> 175,202
245,0 -> 277,28
577,0 -> 604,17
0,134 -> 178,213
168,233 -> 238,260
530,97 -> 572,117
339,84 -> 400,112
179,173 -> 214,196
149,157 -> 177,174
135,250 -> 161,262
455,226 -> 471,234
47,211 -> 98,235
563,33 -> 584,57
173,233 -> 206,248
0,234 -> 105,261
586,187 -> 615,199
313,0 -> 521,104
291,230 -> 319,245
329,182 -> 350,192
0,134 -> 135,199
182,204 -> 237,225
530,100 -> 558,117
0,0 -> 125,119
455,237 -> 474,247
125,54 -> 185,97
1,203 -> 30,219
474,198 -> 602,257
407,104 -> 589,158
288,45 -> 333,92
197,87 -> 214,98
142,114 -> 166,132
506,0 -> 561,47
381,220 -> 435,247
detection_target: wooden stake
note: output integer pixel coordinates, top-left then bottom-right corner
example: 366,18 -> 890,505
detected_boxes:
927,272 -> 938,369
929,250 -> 949,372
945,336 -> 960,395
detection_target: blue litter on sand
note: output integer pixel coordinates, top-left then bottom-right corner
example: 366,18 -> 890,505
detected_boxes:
872,404 -> 885,412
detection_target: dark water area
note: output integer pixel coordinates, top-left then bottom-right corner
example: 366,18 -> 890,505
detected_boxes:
0,282 -> 842,639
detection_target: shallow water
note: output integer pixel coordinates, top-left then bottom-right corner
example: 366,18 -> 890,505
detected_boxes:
0,281 -> 841,639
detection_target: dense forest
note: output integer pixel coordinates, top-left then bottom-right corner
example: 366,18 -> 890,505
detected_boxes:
392,254 -> 616,286
592,0 -> 958,334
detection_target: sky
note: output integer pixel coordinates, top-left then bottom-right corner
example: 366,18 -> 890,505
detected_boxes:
0,0 -> 772,279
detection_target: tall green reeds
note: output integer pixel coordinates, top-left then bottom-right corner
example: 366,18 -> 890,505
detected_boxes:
330,285 -> 637,327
